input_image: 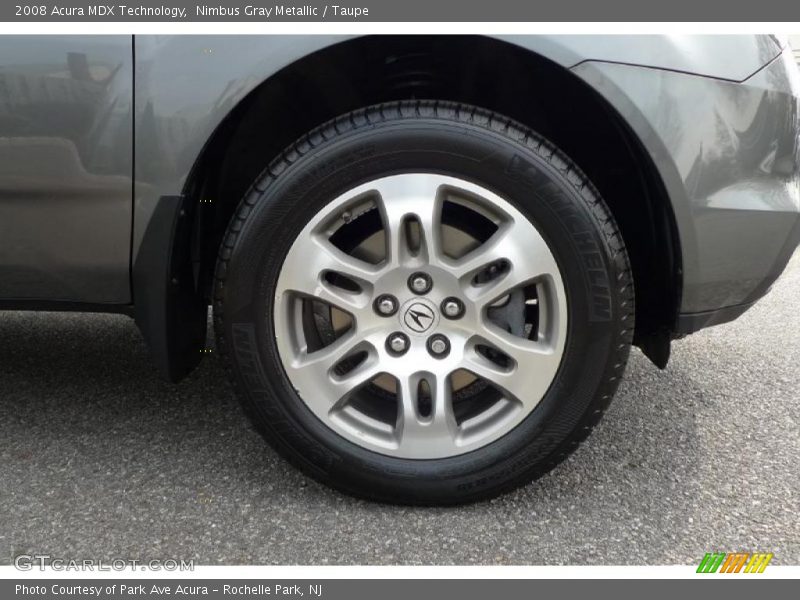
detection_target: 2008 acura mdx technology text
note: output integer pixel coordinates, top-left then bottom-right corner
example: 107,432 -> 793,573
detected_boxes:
1,35 -> 798,504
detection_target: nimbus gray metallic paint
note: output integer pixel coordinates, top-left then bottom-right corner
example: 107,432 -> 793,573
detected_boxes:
131,34 -> 799,323
129,34 -> 784,261
0,35 -> 798,331
0,35 -> 132,303
573,44 -> 800,317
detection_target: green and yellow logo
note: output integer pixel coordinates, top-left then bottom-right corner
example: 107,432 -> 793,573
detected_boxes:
696,552 -> 773,573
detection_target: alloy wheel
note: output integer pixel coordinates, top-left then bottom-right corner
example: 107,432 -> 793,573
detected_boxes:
273,174 -> 568,459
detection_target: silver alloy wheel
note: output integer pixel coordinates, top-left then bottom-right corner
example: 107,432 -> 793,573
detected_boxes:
274,174 -> 568,459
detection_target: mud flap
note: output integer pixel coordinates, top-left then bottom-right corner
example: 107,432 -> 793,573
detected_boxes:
132,195 -> 207,382
637,329 -> 671,369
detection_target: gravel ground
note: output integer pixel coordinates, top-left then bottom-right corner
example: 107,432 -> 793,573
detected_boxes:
0,253 -> 798,566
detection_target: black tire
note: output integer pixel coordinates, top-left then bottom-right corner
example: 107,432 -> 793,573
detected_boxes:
214,100 -> 634,505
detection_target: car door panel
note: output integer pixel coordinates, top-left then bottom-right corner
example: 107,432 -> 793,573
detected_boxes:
0,35 -> 132,303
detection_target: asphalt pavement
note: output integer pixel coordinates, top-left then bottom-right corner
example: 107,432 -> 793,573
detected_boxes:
1,253 -> 798,565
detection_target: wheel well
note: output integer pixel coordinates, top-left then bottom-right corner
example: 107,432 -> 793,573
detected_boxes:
185,35 -> 681,361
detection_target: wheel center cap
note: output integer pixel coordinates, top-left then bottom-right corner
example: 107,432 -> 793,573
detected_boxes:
399,298 -> 439,335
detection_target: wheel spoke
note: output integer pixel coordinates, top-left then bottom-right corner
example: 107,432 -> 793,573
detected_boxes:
463,325 -> 560,406
371,175 -> 444,268
289,333 -> 379,403
280,234 -> 379,313
451,221 -> 559,307
396,373 -> 458,455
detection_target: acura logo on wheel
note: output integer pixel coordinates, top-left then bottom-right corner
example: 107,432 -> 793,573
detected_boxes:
403,303 -> 436,333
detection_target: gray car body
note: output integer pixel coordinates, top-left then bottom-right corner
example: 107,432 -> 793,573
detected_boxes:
1,35 -> 799,358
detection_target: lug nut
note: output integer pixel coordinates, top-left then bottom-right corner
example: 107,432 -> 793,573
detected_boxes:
386,332 -> 410,356
427,334 -> 450,358
441,297 -> 465,319
374,294 -> 398,316
408,272 -> 432,295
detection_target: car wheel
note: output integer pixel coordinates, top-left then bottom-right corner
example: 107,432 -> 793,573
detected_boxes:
214,100 -> 634,504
